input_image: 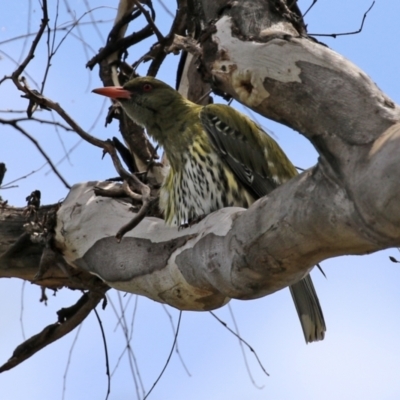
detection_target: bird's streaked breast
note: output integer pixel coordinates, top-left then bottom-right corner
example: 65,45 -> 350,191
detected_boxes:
160,142 -> 254,226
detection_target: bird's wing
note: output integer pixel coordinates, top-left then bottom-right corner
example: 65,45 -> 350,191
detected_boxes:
200,104 -> 297,199
201,104 -> 327,344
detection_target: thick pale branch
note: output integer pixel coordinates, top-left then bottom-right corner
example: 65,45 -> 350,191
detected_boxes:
55,151 -> 400,311
204,16 -> 400,143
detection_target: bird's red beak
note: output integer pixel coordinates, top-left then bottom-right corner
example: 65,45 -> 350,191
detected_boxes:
92,86 -> 131,99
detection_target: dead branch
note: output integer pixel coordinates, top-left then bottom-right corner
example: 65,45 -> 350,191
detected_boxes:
0,286 -> 109,373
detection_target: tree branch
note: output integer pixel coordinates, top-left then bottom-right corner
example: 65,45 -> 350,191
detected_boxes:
0,287 -> 109,373
55,159 -> 400,311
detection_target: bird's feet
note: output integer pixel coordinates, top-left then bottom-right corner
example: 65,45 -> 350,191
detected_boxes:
179,214 -> 206,230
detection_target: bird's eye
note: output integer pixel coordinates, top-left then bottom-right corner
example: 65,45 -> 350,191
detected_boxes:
143,83 -> 153,92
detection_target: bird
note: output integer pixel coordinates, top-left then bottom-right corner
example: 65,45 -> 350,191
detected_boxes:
92,76 -> 326,343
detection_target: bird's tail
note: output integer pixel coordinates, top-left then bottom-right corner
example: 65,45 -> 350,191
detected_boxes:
289,274 -> 326,343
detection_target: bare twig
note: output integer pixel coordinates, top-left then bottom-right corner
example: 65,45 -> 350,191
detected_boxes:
156,0 -> 175,18
209,311 -> 269,377
0,163 -> 47,189
133,0 -> 164,42
0,19 -> 112,47
0,109 -> 27,113
147,3 -> 188,76
107,9 -> 141,45
11,0 -> 49,81
309,1 -> 375,38
62,324 -> 83,400
107,293 -> 140,387
94,308 -> 111,400
83,0 -> 105,41
112,292 -> 144,398
227,304 -> 264,389
0,287 -> 109,373
122,180 -> 144,201
94,185 -> 127,198
116,183 -> 152,241
0,116 -> 74,131
0,50 -> 41,88
86,25 -> 153,70
0,118 -> 71,189
40,0 -> 57,94
19,281 -> 27,341
161,305 -> 191,376
303,0 -> 317,18
54,5 -> 113,56
143,311 -> 183,400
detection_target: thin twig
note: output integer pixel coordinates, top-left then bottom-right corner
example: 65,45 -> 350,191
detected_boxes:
0,287 -> 109,373
116,183 -> 152,241
83,0 -> 105,42
17,0 -> 33,65
107,295 -> 134,378
0,19 -> 112,47
45,140 -> 82,175
303,0 -> 317,18
0,163 -> 47,189
45,96 -> 108,174
161,304 -> 191,376
227,304 -> 264,389
86,25 -> 153,69
11,0 -> 49,80
122,180 -> 143,201
0,49 -> 41,88
143,311 -> 183,400
54,5 -> 113,56
209,311 -> 269,377
133,0 -> 164,42
94,308 -> 111,400
0,118 -> 71,189
147,4 -> 188,76
156,0 -> 175,18
116,292 -> 144,398
19,281 -> 26,341
40,0 -> 57,94
9,68 -> 149,195
309,1 -> 375,38
62,323 -> 83,400
106,293 -> 143,397
0,116 -> 74,131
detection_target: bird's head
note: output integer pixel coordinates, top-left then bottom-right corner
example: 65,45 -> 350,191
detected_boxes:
92,77 -> 184,129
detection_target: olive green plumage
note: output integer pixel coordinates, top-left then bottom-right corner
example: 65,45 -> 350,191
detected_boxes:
119,77 -> 297,225
94,76 -> 326,343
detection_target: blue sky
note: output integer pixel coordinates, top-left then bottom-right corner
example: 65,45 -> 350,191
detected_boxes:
1,1 -> 400,399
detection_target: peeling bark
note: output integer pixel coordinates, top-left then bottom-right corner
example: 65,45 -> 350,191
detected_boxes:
0,204 -> 106,290
54,156 -> 400,311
